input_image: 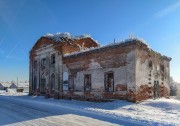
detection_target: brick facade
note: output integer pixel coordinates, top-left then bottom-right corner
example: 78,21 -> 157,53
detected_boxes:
29,33 -> 171,102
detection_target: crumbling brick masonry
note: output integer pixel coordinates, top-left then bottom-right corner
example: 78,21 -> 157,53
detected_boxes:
29,33 -> 171,102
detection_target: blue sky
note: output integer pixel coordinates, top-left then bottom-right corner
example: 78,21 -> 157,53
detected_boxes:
0,0 -> 180,82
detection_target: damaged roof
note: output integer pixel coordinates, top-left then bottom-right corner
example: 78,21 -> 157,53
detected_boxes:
31,32 -> 171,61
64,35 -> 171,61
43,32 -> 99,44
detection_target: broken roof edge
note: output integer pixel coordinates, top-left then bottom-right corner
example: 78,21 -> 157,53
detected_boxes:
43,32 -> 100,45
64,37 -> 171,61
148,49 -> 172,61
30,33 -> 171,61
63,37 -> 148,57
128,35 -> 171,61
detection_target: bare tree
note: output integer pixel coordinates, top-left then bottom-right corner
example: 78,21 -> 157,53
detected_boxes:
170,77 -> 178,96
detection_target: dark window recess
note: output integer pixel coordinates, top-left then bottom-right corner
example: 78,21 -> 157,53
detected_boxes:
40,79 -> 46,94
84,74 -> 91,91
69,75 -> 74,90
63,79 -> 69,91
63,72 -> 69,91
148,82 -> 151,84
149,61 -> 153,69
41,58 -> 46,69
63,80 -> 68,84
34,61 -> 37,70
51,54 -> 55,64
105,72 -> 114,92
154,81 -> 159,98
160,65 -> 164,72
33,76 -> 37,90
51,74 -> 55,91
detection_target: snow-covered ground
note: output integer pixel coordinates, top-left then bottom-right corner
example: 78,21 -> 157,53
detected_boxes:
0,89 -> 28,96
0,91 -> 179,126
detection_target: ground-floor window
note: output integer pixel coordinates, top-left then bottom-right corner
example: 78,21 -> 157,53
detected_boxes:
50,73 -> 55,92
63,72 -> 69,91
69,75 -> 74,90
104,72 -> 114,92
40,78 -> 46,94
154,80 -> 159,98
84,74 -> 91,91
33,76 -> 37,91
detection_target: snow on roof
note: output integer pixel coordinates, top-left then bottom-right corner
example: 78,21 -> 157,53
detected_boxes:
0,81 -> 29,88
17,82 -> 29,87
0,83 -> 4,87
64,35 -> 149,57
1,82 -> 11,87
43,32 -> 98,43
42,33 -> 170,60
125,34 -> 148,46
9,83 -> 17,88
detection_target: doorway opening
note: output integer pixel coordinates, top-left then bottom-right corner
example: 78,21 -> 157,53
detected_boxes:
154,80 -> 159,98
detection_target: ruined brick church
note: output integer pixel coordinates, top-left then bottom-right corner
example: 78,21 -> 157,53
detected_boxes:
29,33 -> 171,102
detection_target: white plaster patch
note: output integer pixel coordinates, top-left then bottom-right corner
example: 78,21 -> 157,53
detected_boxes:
88,59 -> 102,70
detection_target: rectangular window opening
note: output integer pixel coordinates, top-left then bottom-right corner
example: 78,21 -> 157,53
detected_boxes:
105,72 -> 114,92
41,58 -> 46,69
34,60 -> 37,70
51,54 -> 55,64
84,74 -> 91,91
69,75 -> 74,91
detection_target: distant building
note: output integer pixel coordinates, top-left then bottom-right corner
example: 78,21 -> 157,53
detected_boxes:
9,83 -> 17,89
29,33 -> 171,102
1,82 -> 10,90
0,83 -> 4,90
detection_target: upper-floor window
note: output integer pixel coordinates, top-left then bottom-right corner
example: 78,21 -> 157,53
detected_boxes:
84,74 -> 91,91
160,64 -> 164,72
51,54 -> 55,64
149,61 -> 153,69
41,58 -> 46,69
34,60 -> 37,70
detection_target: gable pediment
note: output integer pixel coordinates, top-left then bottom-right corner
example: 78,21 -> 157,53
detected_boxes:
31,37 -> 55,51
